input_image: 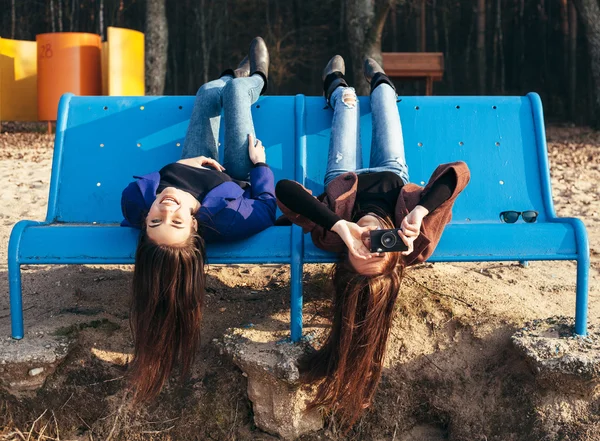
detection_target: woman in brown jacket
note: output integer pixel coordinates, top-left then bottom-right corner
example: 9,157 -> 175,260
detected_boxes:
276,56 -> 470,427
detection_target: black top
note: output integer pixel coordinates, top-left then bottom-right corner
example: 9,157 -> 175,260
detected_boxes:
275,171 -> 456,230
157,163 -> 249,201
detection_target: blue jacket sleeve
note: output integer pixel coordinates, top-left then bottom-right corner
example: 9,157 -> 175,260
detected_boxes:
250,164 -> 276,202
224,165 -> 276,240
120,172 -> 160,228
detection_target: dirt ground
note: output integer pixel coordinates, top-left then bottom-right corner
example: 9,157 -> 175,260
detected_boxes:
0,125 -> 599,440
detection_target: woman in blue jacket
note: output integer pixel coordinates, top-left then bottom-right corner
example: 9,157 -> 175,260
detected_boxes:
120,37 -> 275,402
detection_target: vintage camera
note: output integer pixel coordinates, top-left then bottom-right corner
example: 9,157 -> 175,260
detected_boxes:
369,229 -> 408,253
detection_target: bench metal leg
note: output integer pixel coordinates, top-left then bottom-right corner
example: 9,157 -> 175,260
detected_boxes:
574,253 -> 590,336
519,260 -> 529,267
8,258 -> 24,340
290,225 -> 304,342
8,222 -> 27,340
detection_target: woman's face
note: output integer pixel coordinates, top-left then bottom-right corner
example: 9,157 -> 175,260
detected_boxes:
145,187 -> 200,246
348,214 -> 388,276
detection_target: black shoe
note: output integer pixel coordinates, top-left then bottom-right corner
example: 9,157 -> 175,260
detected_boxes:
249,37 -> 269,95
322,55 -> 348,104
234,55 -> 250,78
364,57 -> 396,93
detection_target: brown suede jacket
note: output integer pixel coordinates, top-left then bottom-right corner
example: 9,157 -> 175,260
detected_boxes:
277,161 -> 470,267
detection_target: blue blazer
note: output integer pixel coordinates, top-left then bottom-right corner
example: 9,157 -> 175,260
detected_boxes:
121,165 -> 276,242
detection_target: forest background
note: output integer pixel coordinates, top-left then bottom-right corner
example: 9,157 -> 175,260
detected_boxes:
1,0 -> 600,127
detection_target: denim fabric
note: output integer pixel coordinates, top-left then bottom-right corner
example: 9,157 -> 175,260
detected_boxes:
324,84 -> 409,188
181,74 -> 264,180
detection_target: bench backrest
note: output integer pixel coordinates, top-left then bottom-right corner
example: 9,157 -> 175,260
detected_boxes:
48,93 -> 554,226
48,95 -> 297,223
382,52 -> 444,79
302,94 -> 554,224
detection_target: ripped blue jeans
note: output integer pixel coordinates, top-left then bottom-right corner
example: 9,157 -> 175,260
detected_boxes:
324,84 -> 409,187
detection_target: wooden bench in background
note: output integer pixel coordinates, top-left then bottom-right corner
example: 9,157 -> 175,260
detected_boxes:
382,52 -> 444,95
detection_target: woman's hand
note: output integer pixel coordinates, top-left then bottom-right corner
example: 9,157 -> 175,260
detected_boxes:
177,156 -> 226,171
331,220 -> 378,260
398,205 -> 429,255
248,134 -> 266,164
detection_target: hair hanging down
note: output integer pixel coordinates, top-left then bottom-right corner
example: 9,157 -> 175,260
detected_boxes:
300,216 -> 404,428
128,229 -> 206,403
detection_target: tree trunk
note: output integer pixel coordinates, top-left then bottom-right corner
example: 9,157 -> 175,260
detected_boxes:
57,0 -> 63,32
346,0 -> 393,95
569,0 -> 578,121
476,0 -> 486,94
421,0 -> 427,52
443,0 -> 453,91
560,0 -> 570,74
199,0 -> 209,84
99,0 -> 104,39
117,0 -> 124,26
432,0 -> 439,52
391,4 -> 398,52
573,0 -> 600,127
11,0 -> 16,39
146,0 -> 169,95
498,0 -> 505,93
50,0 -> 56,33
492,0 -> 498,91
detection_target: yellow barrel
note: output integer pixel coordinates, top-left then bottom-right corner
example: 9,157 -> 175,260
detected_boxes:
102,27 -> 145,96
36,32 -> 102,121
0,37 -> 38,121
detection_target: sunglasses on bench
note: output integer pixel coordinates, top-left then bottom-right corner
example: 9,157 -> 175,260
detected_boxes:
499,210 -> 539,223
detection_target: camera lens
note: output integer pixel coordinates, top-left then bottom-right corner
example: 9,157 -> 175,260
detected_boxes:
381,231 -> 397,248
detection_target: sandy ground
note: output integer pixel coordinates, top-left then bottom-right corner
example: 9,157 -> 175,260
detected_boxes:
0,126 -> 598,440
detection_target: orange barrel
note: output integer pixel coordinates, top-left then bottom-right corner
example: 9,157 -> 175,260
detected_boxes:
36,32 -> 102,121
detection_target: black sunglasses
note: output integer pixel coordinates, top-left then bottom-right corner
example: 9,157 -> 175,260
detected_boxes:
499,210 -> 539,223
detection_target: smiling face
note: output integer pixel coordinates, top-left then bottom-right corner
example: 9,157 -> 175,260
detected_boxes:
347,214 -> 390,276
145,187 -> 200,246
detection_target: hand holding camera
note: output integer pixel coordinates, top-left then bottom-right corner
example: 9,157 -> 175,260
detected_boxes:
369,205 -> 429,256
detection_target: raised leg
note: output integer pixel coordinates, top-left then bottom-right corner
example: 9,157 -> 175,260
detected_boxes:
181,76 -> 233,160
221,74 -> 265,180
369,83 -> 409,184
324,87 -> 362,188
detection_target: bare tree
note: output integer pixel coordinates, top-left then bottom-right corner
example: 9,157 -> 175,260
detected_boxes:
11,0 -> 16,38
58,0 -> 63,31
99,0 -> 104,39
476,0 -> 486,94
50,0 -> 56,33
146,0 -> 169,95
69,0 -> 78,32
573,0 -> 600,126
569,0 -> 578,120
346,0 -> 395,95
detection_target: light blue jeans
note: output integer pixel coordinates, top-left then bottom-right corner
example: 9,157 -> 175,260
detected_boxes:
181,74 -> 264,180
324,84 -> 409,187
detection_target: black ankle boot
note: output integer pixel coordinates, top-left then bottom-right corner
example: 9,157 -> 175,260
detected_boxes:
234,56 -> 250,78
249,37 -> 269,95
220,56 -> 250,79
322,55 -> 348,104
364,57 -> 396,94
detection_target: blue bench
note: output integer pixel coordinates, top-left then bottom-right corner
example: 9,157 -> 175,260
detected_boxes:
8,92 -> 590,340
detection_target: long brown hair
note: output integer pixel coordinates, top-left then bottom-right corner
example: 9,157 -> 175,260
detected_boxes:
301,215 -> 404,428
128,229 -> 206,403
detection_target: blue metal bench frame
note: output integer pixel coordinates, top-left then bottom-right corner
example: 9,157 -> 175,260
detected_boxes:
8,92 -> 590,340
